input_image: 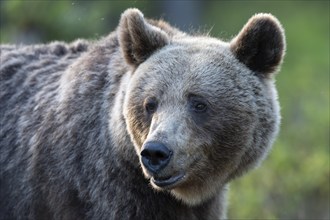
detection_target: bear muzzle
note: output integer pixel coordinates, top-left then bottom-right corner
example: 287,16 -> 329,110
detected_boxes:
141,141 -> 187,189
141,141 -> 172,174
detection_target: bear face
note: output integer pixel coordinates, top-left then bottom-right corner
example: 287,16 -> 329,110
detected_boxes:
120,9 -> 285,206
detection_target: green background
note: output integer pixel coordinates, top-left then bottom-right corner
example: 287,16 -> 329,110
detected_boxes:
1,1 -> 329,219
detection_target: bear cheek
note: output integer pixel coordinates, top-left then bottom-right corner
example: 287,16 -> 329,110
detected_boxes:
197,116 -> 254,177
124,101 -> 150,152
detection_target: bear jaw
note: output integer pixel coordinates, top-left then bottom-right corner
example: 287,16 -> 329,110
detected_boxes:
169,174 -> 227,206
138,149 -> 227,206
142,160 -> 228,206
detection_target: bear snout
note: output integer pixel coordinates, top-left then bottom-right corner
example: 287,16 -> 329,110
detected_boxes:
140,141 -> 173,174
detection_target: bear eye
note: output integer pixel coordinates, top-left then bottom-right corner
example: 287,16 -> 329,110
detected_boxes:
192,101 -> 207,113
144,98 -> 158,114
188,94 -> 208,114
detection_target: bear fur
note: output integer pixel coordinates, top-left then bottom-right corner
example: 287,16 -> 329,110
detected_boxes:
0,9 -> 285,220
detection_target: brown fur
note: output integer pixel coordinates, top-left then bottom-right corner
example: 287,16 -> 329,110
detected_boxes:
0,8 -> 285,219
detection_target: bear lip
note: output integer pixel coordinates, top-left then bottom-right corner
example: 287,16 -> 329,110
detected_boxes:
151,172 -> 185,188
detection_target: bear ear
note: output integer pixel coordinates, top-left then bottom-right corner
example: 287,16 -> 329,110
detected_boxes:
118,8 -> 169,67
230,13 -> 286,76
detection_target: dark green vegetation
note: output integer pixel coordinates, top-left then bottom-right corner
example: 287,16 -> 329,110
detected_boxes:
1,1 -> 328,219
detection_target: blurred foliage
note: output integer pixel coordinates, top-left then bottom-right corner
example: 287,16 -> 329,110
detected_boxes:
1,0 -> 329,219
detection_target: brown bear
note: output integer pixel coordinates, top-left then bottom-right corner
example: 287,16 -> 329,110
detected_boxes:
0,8 -> 285,220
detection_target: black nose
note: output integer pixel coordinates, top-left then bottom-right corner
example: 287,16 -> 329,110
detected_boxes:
141,142 -> 172,174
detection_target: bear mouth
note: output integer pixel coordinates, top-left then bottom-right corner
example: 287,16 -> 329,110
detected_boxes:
151,172 -> 185,189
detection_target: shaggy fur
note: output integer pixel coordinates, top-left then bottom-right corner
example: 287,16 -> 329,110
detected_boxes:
0,9 -> 285,219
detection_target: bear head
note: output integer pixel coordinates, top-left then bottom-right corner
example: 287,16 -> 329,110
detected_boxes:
119,9 -> 285,206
